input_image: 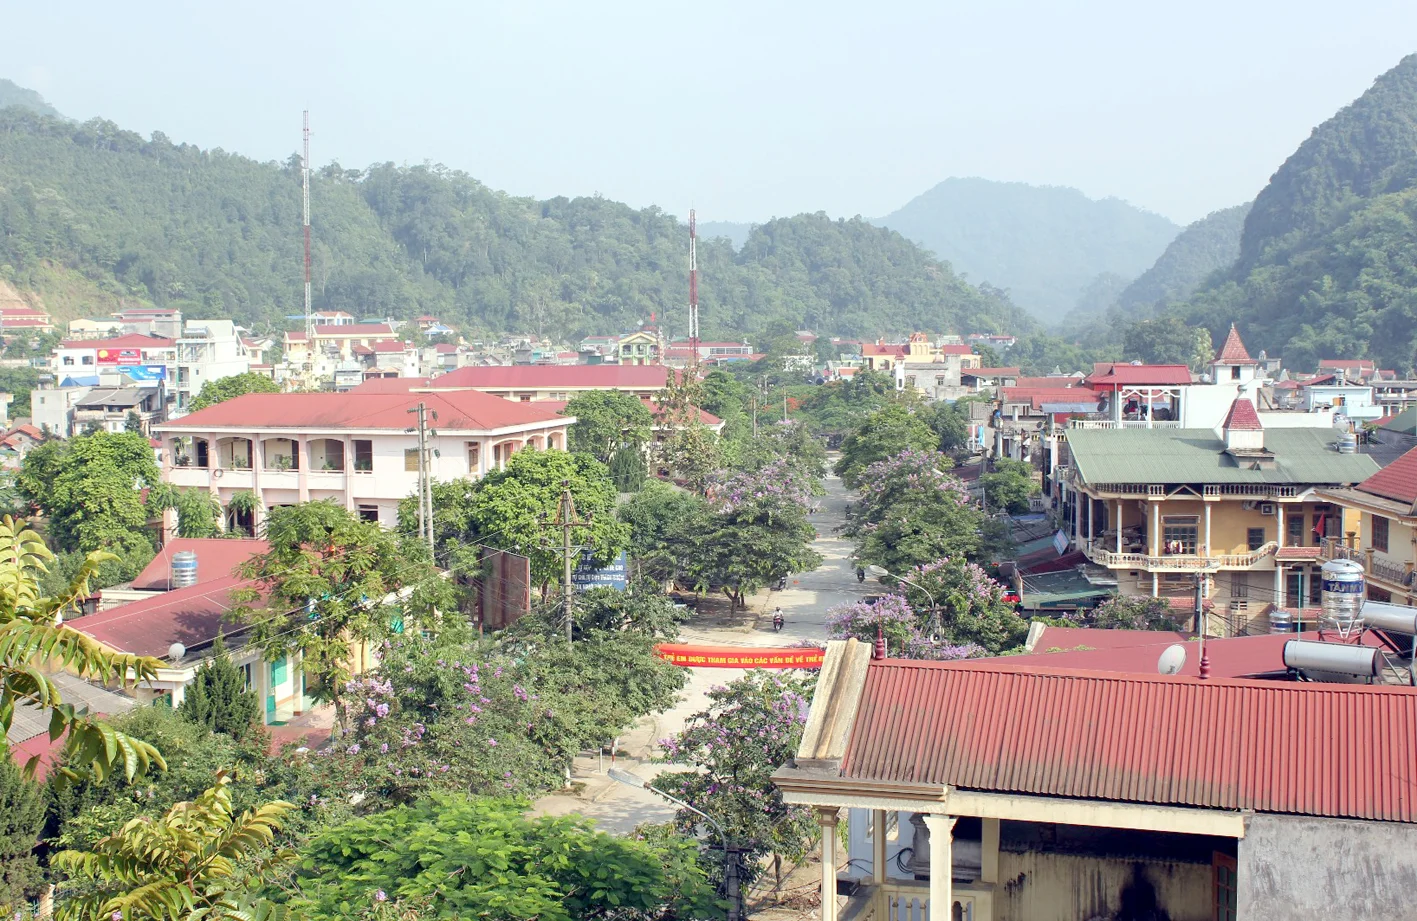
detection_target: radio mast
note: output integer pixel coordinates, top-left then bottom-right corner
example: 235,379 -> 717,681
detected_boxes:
688,209 -> 699,374
302,111 -> 313,371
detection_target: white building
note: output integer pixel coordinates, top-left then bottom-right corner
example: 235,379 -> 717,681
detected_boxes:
420,364 -> 669,402
52,333 -> 176,383
174,320 -> 255,413
154,389 -> 573,531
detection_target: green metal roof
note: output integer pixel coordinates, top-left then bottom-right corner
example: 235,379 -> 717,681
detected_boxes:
1018,570 -> 1111,609
1066,427 -> 1380,486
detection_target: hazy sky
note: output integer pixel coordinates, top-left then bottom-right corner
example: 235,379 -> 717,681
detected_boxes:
8,1 -> 1416,226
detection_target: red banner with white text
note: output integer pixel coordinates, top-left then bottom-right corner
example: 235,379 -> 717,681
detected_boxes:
654,644 -> 824,669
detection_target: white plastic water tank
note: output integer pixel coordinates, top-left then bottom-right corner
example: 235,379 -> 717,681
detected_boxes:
1320,559 -> 1365,634
171,551 -> 199,589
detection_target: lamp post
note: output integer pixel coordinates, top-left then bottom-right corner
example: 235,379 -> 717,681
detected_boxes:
608,768 -> 742,921
866,564 -> 940,639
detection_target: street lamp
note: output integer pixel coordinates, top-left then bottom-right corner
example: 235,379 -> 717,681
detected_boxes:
866,565 -> 940,639
608,768 -> 742,921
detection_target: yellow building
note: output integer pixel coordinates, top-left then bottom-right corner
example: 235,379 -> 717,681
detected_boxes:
861,334 -> 981,373
1061,396 -> 1379,628
1319,446 -> 1417,604
616,330 -> 660,366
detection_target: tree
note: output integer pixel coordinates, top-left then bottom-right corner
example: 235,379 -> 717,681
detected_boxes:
687,460 -> 823,608
889,557 -> 1028,654
123,411 -> 143,434
188,372 -> 281,413
52,774 -> 294,921
979,458 -> 1041,514
1089,595 -> 1185,631
655,671 -> 818,890
177,636 -> 260,740
0,756 -> 45,912
232,501 -> 436,730
793,369 -> 894,438
846,449 -> 984,573
608,444 -> 647,492
1122,316 -> 1204,366
149,486 -> 223,539
292,796 -> 716,921
834,403 -> 938,487
16,431 -> 161,554
405,450 -> 627,592
652,372 -> 722,492
0,516 -> 164,783
826,594 -> 982,660
561,390 -> 653,464
618,481 -> 712,584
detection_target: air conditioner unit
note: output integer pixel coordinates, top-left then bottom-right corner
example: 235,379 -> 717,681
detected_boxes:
1259,503 -> 1276,516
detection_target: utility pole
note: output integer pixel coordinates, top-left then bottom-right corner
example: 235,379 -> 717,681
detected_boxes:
751,397 -> 758,438
406,403 -> 437,557
783,391 -> 788,423
555,478 -> 592,643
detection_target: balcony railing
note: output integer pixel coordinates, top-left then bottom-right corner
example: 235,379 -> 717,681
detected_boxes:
1318,538 -> 1415,588
1084,541 -> 1278,572
1069,419 -> 1182,430
841,880 -> 988,921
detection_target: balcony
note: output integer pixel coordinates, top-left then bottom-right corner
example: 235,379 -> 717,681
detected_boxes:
842,879 -> 991,921
1083,541 -> 1278,572
1318,538 -> 1416,589
1069,419 -> 1182,430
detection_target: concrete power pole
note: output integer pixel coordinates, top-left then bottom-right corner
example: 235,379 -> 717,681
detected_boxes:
406,402 -> 436,557
555,478 -> 592,643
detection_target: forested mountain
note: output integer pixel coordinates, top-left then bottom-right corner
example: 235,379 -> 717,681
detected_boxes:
698,221 -> 753,250
1114,203 -> 1251,313
0,80 -> 62,118
0,107 -> 1030,340
1178,54 -> 1417,372
874,177 -> 1180,319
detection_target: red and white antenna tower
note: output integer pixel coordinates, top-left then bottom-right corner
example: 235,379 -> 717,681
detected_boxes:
688,209 -> 700,373
302,111 -> 313,368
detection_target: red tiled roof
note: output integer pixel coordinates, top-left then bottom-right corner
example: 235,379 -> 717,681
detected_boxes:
76,575 -> 258,658
130,539 -> 269,592
0,307 -> 49,317
348,377 -> 429,394
285,332 -> 308,342
1214,324 -> 1255,363
861,344 -> 906,358
1275,546 -> 1324,561
1222,397 -> 1263,431
940,344 -> 974,355
1320,359 -> 1376,370
841,657 -> 1417,822
158,390 -> 566,432
964,367 -> 1021,377
1028,626 -> 1190,651
0,317 -> 52,327
1086,363 -> 1192,386
1014,377 -> 1080,389
431,365 -> 669,390
313,323 -> 396,337
350,345 -> 374,356
1356,445 -> 1417,505
60,334 -> 176,350
434,343 -> 458,353
372,340 -> 408,353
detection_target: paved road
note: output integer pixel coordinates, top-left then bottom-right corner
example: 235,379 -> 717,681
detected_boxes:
532,466 -> 871,832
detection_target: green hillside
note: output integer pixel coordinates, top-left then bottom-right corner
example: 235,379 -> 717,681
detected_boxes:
0,108 -> 1030,340
1114,203 -> 1251,313
1179,54 -> 1417,371
874,177 -> 1180,319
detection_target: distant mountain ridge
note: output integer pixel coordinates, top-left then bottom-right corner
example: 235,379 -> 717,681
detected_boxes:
0,79 -> 62,118
1178,53 -> 1417,371
1114,202 -> 1252,313
874,177 -> 1180,319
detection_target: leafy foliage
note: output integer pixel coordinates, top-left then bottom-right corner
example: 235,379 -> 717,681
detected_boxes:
655,671 -> 818,888
0,516 -> 164,784
292,796 -> 716,921
52,774 -> 295,921
1088,594 -> 1185,631
979,458 -> 1041,515
1115,203 -> 1252,313
834,403 -> 938,487
1122,316 -> 1214,370
188,372 -> 281,413
845,449 -> 984,573
176,637 -> 260,741
16,431 -> 160,554
562,390 -> 654,463
0,755 -> 46,911
618,481 -> 711,584
826,593 -> 981,660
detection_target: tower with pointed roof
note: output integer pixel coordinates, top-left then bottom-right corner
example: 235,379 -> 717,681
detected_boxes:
1211,324 -> 1261,386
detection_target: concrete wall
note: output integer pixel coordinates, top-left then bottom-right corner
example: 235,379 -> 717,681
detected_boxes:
1238,813 -> 1417,921
995,849 -> 1212,921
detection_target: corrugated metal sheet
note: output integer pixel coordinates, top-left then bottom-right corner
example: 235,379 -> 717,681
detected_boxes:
1067,428 -> 1380,485
841,660 -> 1417,822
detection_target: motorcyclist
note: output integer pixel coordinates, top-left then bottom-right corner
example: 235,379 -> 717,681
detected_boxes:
856,566 -> 866,583
772,607 -> 785,631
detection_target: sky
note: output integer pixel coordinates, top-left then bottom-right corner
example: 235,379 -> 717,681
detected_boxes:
8,1 -> 1417,226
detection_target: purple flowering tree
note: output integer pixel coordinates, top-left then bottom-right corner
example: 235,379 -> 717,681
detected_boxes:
825,593 -> 982,660
653,671 -> 818,889
846,449 -> 985,573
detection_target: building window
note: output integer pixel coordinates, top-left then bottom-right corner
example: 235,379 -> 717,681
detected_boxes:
1162,516 -> 1198,554
1229,577 -> 1248,599
1372,515 -> 1390,553
467,442 -> 480,470
404,448 -> 421,472
352,439 -> 373,472
1230,366 -> 1240,380
62,356 -> 74,366
82,356 -> 94,365
1247,527 -> 1266,551
357,505 -> 380,524
238,662 -> 254,691
1286,514 -> 1305,547
1213,853 -> 1238,921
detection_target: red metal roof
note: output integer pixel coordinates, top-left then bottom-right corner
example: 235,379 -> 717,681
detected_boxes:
313,323 -> 396,337
431,365 -> 669,390
841,658 -> 1417,822
77,575 -> 258,658
1086,364 -> 1192,386
965,367 -> 1021,377
1222,397 -> 1263,431
861,344 -> 906,358
349,377 -> 429,394
1015,376 -> 1081,389
60,334 -> 176,350
159,390 -> 566,432
1320,359 -> 1376,370
130,538 -> 268,592
1214,324 -> 1256,363
0,317 -> 52,327
1355,445 -> 1417,505
372,340 -> 408,353
1027,625 -> 1190,651
940,344 -> 974,355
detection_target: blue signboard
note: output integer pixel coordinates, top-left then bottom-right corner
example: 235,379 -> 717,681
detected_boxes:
571,550 -> 628,592
118,365 -> 167,385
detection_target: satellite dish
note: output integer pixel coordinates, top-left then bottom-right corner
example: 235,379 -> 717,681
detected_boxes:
1157,644 -> 1187,675
168,642 -> 186,663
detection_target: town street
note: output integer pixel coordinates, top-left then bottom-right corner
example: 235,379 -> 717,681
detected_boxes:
530,464 -> 872,831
